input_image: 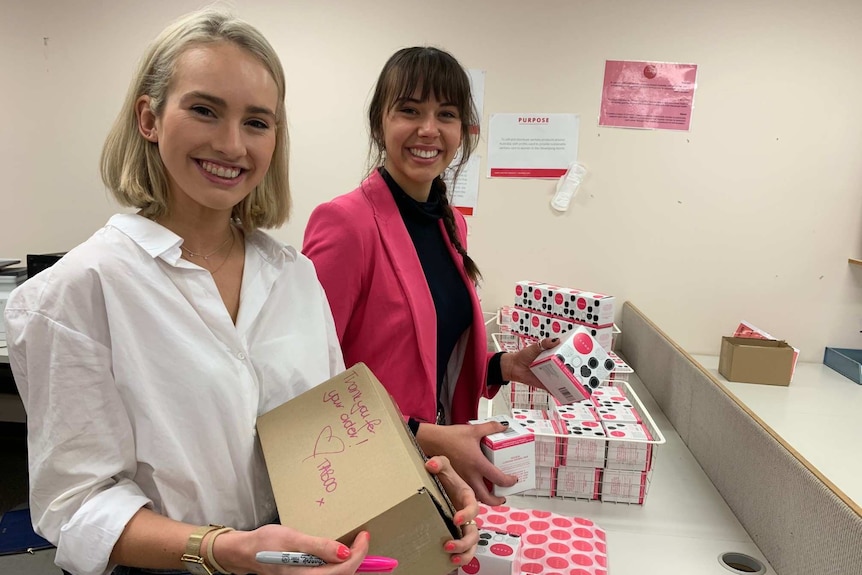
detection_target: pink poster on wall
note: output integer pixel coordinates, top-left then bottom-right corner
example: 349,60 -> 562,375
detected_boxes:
599,60 -> 698,131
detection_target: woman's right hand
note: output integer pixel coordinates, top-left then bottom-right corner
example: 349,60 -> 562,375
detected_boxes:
416,420 -> 518,506
213,525 -> 370,574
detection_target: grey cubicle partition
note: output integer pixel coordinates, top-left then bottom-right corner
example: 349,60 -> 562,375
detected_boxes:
620,302 -> 862,575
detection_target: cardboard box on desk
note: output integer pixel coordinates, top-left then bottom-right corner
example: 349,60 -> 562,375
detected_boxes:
256,363 -> 459,575
718,336 -> 795,386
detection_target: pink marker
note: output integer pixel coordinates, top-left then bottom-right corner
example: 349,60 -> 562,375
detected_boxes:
255,551 -> 398,573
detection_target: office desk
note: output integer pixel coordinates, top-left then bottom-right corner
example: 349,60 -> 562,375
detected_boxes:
482,372 -> 775,575
0,338 -> 775,574
694,354 -> 862,510
0,338 -> 25,423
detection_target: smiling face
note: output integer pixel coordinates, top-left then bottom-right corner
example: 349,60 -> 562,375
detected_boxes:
382,91 -> 462,201
137,41 -> 278,218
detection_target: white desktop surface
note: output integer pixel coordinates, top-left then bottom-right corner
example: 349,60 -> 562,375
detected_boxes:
694,355 -> 862,509
0,342 -> 775,573
482,372 -> 776,575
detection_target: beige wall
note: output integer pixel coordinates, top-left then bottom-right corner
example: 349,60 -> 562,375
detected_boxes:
2,0 -> 861,361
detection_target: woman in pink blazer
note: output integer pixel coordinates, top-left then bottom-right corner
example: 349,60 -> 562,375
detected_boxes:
303,47 -> 555,505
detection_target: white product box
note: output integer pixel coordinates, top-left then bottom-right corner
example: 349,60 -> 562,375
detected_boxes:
590,386 -> 632,405
595,404 -> 642,424
569,292 -> 616,327
528,312 -> 551,339
580,323 -> 614,351
608,355 -> 633,380
601,469 -> 649,504
519,418 -> 562,467
459,530 -> 521,575
529,327 -> 617,404
603,421 -> 653,471
530,283 -> 558,315
497,306 -> 516,334
522,466 -> 555,497
513,280 -> 545,312
551,287 -> 581,319
510,307 -> 532,338
474,417 -> 536,496
552,400 -> 599,423
508,382 -> 552,411
556,466 -> 602,500
561,419 -> 606,467
528,311 -> 578,340
510,408 -> 549,422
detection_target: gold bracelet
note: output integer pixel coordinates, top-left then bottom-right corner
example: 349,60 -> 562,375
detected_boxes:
205,527 -> 235,575
181,524 -> 225,575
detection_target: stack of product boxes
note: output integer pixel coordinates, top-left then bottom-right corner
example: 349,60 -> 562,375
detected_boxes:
511,385 -> 655,504
493,280 -> 655,504
511,280 -> 616,350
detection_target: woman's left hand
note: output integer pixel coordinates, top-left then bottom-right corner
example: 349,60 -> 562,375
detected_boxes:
500,337 -> 560,389
425,456 -> 480,569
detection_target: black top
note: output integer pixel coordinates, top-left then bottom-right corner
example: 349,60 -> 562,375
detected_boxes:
381,168 -> 473,407
381,169 -> 508,434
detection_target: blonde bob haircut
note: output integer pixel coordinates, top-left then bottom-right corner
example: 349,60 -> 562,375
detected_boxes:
100,9 -> 290,230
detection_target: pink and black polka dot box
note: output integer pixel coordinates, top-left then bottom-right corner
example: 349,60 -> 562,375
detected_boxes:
470,504 -> 608,575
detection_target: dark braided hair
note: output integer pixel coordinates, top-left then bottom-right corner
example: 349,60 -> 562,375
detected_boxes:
368,46 -> 482,283
432,177 -> 482,283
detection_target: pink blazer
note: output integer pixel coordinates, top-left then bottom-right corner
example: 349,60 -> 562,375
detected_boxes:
303,170 -> 495,424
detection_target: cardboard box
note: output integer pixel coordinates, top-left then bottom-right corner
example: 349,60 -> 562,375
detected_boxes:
733,321 -> 800,381
256,363 -> 458,575
718,336 -> 795,386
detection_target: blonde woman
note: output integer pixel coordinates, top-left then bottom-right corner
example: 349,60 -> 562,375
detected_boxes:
5,11 -> 477,575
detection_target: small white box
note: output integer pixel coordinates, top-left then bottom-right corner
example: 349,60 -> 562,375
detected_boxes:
578,323 -> 614,351
474,417 -> 536,496
551,287 -> 582,319
529,327 -> 617,404
552,400 -> 598,423
530,284 -> 558,315
522,466 -> 555,497
513,280 -> 545,311
561,419 -> 606,467
519,418 -> 561,467
595,404 -> 641,424
601,469 -> 648,504
590,386 -> 631,405
510,307 -> 532,338
604,421 -> 653,471
459,530 -> 521,575
568,291 -> 615,327
556,466 -> 602,499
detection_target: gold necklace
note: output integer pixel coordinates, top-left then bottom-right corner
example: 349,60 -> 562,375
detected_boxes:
181,229 -> 233,260
207,228 -> 237,275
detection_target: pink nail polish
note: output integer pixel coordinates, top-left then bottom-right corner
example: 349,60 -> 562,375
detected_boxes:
337,545 -> 351,560
451,556 -> 462,564
445,543 -> 455,552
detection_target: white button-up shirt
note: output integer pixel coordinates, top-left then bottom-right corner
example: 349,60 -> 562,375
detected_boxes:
5,214 -> 344,575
